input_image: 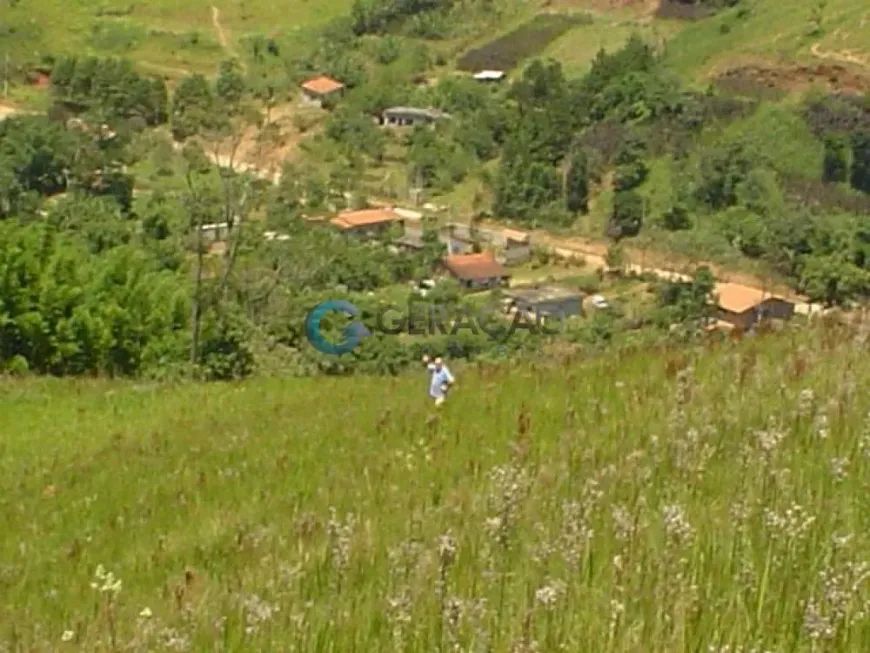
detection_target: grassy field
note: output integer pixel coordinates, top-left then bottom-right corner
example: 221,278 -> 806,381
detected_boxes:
4,0 -> 868,97
542,6 -> 685,77
662,0 -> 870,82
3,318 -> 870,650
1,0 -> 355,76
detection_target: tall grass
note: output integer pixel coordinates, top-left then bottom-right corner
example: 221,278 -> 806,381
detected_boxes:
2,318 -> 870,650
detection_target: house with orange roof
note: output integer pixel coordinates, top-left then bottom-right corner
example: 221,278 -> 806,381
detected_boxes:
441,252 -> 510,290
300,75 -> 345,106
329,207 -> 403,239
712,282 -> 795,331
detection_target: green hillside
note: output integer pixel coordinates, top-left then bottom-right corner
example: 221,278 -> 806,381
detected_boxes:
3,319 -> 870,650
4,2 -> 870,646
662,0 -> 870,81
0,0 -> 356,75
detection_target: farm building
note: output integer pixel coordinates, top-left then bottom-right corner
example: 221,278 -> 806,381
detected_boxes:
381,107 -> 451,127
473,70 -> 505,82
500,228 -> 531,265
441,252 -> 510,290
503,286 -> 584,319
713,283 -> 795,331
330,208 -> 403,239
300,76 -> 345,106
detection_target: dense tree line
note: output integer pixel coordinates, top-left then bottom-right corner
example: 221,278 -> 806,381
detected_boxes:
50,56 -> 168,125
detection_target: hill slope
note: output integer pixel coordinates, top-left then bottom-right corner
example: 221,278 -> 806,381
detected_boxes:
662,0 -> 870,83
0,0 -> 356,76
3,319 -> 870,650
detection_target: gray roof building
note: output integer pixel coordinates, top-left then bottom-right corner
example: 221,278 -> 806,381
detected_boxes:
381,107 -> 451,125
503,286 -> 584,318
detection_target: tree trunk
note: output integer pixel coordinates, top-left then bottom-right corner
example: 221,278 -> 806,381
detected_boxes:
188,171 -> 205,369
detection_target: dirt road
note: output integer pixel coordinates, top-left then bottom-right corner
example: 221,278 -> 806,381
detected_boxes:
474,219 -> 817,313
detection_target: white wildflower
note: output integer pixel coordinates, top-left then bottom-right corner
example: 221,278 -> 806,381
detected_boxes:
534,579 -> 566,610
662,503 -> 694,544
830,457 -> 849,482
90,564 -> 122,595
437,532 -> 458,568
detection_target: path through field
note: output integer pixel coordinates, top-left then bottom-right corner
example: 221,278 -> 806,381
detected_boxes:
211,6 -> 228,49
810,42 -> 870,69
211,5 -> 247,72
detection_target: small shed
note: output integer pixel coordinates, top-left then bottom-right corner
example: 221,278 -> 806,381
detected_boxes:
300,76 -> 345,106
501,228 -> 531,265
330,208 -> 403,239
503,286 -> 584,319
381,107 -> 451,127
713,282 -> 795,331
473,70 -> 505,83
441,252 -> 510,290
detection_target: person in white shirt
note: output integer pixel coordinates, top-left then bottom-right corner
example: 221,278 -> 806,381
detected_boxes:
422,355 -> 454,406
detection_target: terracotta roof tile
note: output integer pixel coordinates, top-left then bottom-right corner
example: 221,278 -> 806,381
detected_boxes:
714,282 -> 790,314
301,76 -> 344,95
330,208 -> 400,229
443,252 -> 509,281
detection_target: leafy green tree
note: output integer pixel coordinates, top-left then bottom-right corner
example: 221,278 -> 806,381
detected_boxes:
216,59 -> 246,113
656,266 -> 715,323
850,130 -> 870,194
613,134 -> 649,192
734,168 -> 785,217
326,106 -> 386,161
198,307 -> 255,380
171,74 -> 217,140
494,157 -> 561,223
50,56 -> 168,125
695,140 -> 757,210
565,149 -> 589,214
608,190 -> 644,240
720,206 -> 767,258
822,133 -> 850,183
800,252 -> 869,306
0,115 -> 75,199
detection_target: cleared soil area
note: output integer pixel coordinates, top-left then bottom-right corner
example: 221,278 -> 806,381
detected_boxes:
715,62 -> 870,96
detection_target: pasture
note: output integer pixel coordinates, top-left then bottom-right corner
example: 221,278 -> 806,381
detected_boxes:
0,0 -> 355,77
2,318 -> 870,650
662,0 -> 870,83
